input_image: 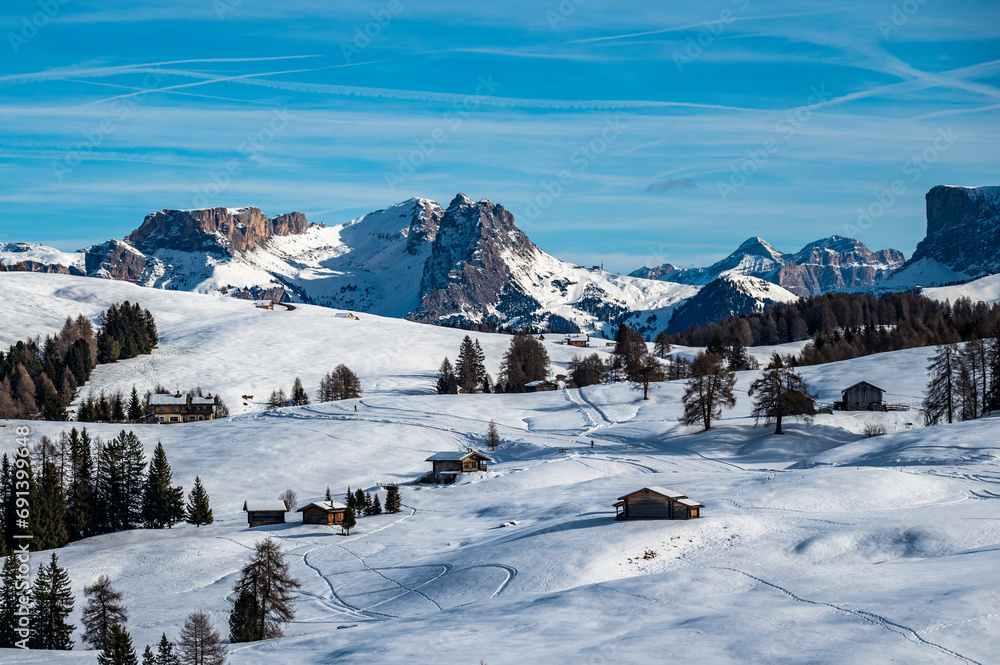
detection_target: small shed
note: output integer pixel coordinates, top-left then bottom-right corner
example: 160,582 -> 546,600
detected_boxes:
525,379 -> 565,392
836,381 -> 885,411
563,334 -> 590,347
254,300 -> 275,310
296,501 -> 347,526
614,486 -> 703,520
243,500 -> 287,528
425,450 -> 492,484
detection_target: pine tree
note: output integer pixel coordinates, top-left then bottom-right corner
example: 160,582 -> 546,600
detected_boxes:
82,574 -> 128,650
615,324 -> 648,380
185,477 -> 214,527
177,610 -> 227,665
128,387 -> 144,423
748,354 -> 817,435
0,553 -> 22,648
28,552 -> 75,649
142,443 -> 185,529
681,352 -> 737,431
384,485 -> 401,514
364,492 -> 374,515
653,330 -> 671,358
498,333 -> 550,393
111,391 -> 126,423
371,494 -> 382,515
344,487 -> 355,511
68,427 -> 95,540
32,460 -> 69,550
228,588 -> 260,644
324,486 -> 332,502
290,378 -> 309,406
485,419 -> 501,450
143,645 -> 156,665
155,632 -> 181,665
98,623 -> 139,665
455,336 -> 486,393
924,344 -> 959,426
436,358 -> 459,395
988,327 -> 1000,414
354,489 -> 367,516
341,506 -> 357,535
265,389 -> 286,410
231,538 -> 300,641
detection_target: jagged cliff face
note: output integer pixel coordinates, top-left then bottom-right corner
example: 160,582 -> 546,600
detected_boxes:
126,207 -> 309,255
632,235 -> 903,297
906,185 -> 1000,278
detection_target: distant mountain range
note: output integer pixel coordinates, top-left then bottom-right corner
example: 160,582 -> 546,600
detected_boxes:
2,185 -> 996,337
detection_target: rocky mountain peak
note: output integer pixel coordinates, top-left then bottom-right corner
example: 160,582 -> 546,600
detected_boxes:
126,206 -> 309,255
902,185 -> 1000,278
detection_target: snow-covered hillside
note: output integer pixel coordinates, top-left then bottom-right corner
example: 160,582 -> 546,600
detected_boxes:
2,273 -> 999,665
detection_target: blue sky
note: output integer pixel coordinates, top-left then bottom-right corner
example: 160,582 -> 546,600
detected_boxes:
1,0 -> 998,272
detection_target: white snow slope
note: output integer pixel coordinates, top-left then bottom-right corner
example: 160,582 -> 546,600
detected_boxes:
1,273 -> 999,665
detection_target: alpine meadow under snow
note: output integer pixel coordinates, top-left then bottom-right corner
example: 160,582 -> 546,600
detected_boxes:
1,273 -> 999,664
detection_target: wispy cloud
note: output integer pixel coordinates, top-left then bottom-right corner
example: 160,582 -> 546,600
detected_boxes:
646,178 -> 698,193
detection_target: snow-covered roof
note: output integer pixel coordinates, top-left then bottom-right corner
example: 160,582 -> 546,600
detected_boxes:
190,396 -> 215,405
426,451 -> 492,462
841,381 -> 885,395
296,501 -> 347,512
148,393 -> 186,406
243,501 -> 288,512
676,498 -> 704,508
618,486 -> 687,500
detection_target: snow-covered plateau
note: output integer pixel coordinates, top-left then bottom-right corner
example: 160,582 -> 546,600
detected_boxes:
1,273 -> 998,665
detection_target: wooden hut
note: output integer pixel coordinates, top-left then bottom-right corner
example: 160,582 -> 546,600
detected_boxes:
243,500 -> 287,528
836,381 -> 885,411
614,486 -> 703,520
296,501 -> 347,526
425,450 -> 492,484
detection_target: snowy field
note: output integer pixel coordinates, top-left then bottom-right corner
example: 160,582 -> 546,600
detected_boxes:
1,273 -> 999,665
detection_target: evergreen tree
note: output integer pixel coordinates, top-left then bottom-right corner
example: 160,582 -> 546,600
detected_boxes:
653,330 -> 671,359
455,336 -> 487,393
681,352 -> 738,431
290,378 -> 309,406
111,391 -> 127,423
82,574 -> 128,650
128,387 -> 144,423
615,324 -> 648,380
28,552 -> 75,649
630,355 -> 666,400
748,354 -> 817,435
0,553 -> 22,648
344,487 -> 355,511
341,506 -> 357,535
364,492 -> 374,515
178,610 -> 227,665
98,623 -> 139,665
228,588 -> 260,644
436,358 -> 459,395
498,333 -> 550,393
265,389 -> 287,410
324,486 -> 332,502
32,459 -> 69,550
155,632 -> 182,665
384,486 -> 401,514
485,419 -> 501,450
96,431 -> 146,532
142,443 -> 185,529
567,353 -> 606,388
67,427 -> 95,540
185,477 -> 214,527
231,538 -> 300,641
143,645 -> 156,665
371,494 -> 382,515
924,344 -> 960,426
988,327 -> 1000,414
354,489 -> 367,516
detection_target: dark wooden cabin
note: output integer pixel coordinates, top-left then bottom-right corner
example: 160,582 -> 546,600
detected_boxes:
296,501 -> 347,526
836,381 -> 885,411
614,486 -> 703,520
425,450 -> 492,484
243,500 -> 287,528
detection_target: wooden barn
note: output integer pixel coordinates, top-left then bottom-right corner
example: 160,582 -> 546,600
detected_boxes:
243,500 -> 287,528
524,379 -> 563,392
614,486 -> 704,520
296,501 -> 347,526
425,450 -> 492,484
836,381 -> 885,411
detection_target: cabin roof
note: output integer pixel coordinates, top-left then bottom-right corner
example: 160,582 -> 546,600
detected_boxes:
295,500 -> 347,513
841,381 -> 885,395
618,486 -> 687,501
148,393 -> 186,406
190,396 -> 215,405
243,500 -> 288,513
426,450 -> 493,462
676,498 -> 704,508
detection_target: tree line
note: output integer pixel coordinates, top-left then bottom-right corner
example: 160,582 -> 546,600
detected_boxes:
924,335 -> 1000,425
665,291 -> 1000,368
0,428 -> 214,555
266,365 -> 362,409
0,302 -> 158,421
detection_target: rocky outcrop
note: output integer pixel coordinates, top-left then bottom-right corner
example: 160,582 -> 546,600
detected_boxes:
904,185 -> 1000,278
84,239 -> 147,281
404,199 -> 442,255
126,207 -> 309,255
666,276 -> 799,334
409,194 -> 540,325
633,235 -> 903,296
